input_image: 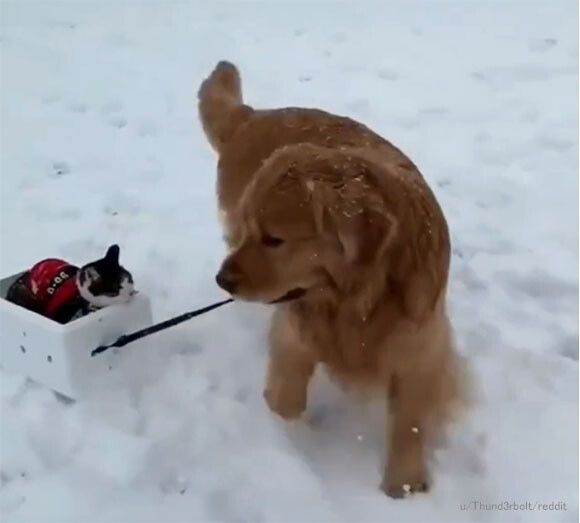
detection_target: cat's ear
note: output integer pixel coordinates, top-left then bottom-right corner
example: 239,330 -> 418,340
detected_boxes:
104,244 -> 120,266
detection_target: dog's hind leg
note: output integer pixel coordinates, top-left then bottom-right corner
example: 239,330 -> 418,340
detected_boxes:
381,372 -> 430,498
381,345 -> 461,498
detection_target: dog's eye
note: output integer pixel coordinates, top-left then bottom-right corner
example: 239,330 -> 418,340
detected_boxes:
261,235 -> 285,247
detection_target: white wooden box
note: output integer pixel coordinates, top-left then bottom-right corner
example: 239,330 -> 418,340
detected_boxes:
0,271 -> 153,400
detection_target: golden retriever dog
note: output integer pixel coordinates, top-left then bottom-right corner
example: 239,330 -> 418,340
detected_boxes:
198,61 -> 464,498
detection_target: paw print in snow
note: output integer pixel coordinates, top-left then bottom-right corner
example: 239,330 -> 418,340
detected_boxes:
41,94 -> 61,104
377,69 -> 398,81
529,38 -> 558,53
109,116 -> 127,129
101,101 -> 127,128
51,161 -> 71,177
68,103 -> 88,113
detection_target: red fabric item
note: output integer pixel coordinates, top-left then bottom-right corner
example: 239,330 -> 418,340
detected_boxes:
26,259 -> 79,319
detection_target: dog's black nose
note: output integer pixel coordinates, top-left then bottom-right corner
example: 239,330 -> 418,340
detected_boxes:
215,263 -> 242,294
216,272 -> 236,293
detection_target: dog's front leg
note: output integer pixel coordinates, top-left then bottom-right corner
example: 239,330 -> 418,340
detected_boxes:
264,310 -> 315,419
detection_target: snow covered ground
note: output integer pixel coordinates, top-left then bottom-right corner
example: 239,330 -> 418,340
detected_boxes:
0,1 -> 578,521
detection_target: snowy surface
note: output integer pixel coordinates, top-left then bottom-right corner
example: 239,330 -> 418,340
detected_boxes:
0,1 -> 578,522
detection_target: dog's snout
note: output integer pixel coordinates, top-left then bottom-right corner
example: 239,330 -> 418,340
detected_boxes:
216,271 -> 237,293
216,261 -> 242,294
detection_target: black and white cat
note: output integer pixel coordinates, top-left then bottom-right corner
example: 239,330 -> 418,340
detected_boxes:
5,244 -> 136,324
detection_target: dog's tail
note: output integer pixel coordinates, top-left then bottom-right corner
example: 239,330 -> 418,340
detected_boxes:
198,61 -> 252,153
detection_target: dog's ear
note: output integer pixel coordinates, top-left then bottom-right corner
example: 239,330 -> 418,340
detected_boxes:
244,143 -> 398,262
306,174 -> 397,265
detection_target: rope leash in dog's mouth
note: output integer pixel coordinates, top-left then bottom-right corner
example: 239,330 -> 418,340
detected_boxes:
91,298 -> 233,357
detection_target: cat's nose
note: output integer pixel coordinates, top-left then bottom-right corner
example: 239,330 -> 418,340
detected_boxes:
215,261 -> 242,294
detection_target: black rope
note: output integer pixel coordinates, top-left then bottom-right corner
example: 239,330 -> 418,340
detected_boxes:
91,298 -> 233,357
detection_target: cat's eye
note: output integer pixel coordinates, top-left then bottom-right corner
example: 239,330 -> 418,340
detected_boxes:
261,235 -> 285,247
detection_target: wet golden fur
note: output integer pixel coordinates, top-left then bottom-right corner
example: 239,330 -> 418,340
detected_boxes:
198,61 -> 465,498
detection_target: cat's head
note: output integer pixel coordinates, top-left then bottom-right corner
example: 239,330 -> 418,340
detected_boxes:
76,245 -> 136,308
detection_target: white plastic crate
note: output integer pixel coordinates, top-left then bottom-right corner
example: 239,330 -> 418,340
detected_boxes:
0,271 -> 153,400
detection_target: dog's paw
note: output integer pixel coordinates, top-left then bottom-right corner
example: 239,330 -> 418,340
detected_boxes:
380,478 -> 429,499
263,385 -> 307,420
